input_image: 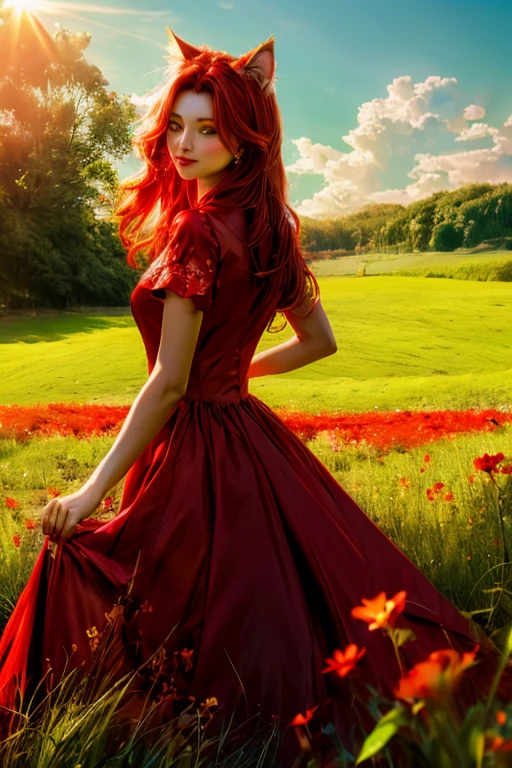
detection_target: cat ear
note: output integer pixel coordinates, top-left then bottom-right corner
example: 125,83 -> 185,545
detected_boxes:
165,26 -> 203,61
233,36 -> 276,95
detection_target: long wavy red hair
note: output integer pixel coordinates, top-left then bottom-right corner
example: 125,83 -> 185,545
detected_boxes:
113,32 -> 319,333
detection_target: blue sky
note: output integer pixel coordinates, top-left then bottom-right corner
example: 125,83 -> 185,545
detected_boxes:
31,0 -> 512,217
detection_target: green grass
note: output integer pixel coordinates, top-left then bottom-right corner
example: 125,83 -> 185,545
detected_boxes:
310,248 -> 512,277
1,276 -> 511,412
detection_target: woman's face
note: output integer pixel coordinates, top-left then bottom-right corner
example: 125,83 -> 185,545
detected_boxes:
166,90 -> 237,188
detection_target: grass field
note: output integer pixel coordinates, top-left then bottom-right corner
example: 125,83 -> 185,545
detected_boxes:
1,258 -> 511,764
310,247 -> 512,277
1,274 -> 511,412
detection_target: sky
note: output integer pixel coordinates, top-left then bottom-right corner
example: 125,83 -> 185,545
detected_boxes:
13,0 -> 512,218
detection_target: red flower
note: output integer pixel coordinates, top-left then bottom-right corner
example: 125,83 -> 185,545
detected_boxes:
433,482 -> 445,491
500,464 -> 512,475
394,646 -> 479,703
444,492 -> 454,502
5,497 -> 19,509
290,703 -> 322,726
351,590 -> 406,631
420,467 -> 426,473
47,487 -> 61,498
423,454 -> 431,463
12,535 -> 21,547
24,519 -> 36,530
473,452 -> 504,474
322,644 -> 366,677
468,474 -> 475,483
400,477 -> 411,487
485,735 -> 512,753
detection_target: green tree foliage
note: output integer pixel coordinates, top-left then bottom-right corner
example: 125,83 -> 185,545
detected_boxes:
0,7 -> 138,309
431,221 -> 464,251
301,183 -> 512,256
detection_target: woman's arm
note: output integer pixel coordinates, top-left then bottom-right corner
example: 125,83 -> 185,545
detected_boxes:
84,291 -> 205,501
248,299 -> 337,378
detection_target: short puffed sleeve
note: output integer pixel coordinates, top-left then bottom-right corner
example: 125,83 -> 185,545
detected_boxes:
138,209 -> 221,313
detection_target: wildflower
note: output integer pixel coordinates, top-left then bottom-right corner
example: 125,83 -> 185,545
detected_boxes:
5,497 -> 19,509
468,474 -> 475,483
500,464 -> 512,475
394,646 -> 479,703
291,704 -> 322,726
25,519 -> 36,530
424,454 -> 431,463
351,590 -> 406,631
496,710 -> 507,727
400,477 -> 411,487
47,487 -> 61,498
13,535 -> 21,547
420,467 -> 426,473
322,644 -> 366,677
473,452 -> 504,474
485,734 -> 512,753
444,492 -> 454,502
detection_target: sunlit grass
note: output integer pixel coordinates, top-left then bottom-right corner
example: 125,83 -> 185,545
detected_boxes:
1,275 -> 512,412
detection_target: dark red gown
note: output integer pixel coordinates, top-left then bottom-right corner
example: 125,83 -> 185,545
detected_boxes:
0,203 -> 510,765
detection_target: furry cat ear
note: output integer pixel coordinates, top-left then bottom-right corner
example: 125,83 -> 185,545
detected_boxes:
165,26 -> 203,61
233,36 -> 276,95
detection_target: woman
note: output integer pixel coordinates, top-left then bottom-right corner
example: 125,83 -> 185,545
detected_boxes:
0,28 -> 510,766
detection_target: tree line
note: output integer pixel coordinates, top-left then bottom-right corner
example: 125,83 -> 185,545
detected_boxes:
299,183 -> 512,256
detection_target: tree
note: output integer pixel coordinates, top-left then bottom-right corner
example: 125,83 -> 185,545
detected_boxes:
0,7 -> 138,308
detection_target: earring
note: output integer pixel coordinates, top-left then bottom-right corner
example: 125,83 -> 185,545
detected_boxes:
234,149 -> 244,164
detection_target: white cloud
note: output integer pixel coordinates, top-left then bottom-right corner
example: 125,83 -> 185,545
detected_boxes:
464,104 -> 486,120
287,74 -> 512,218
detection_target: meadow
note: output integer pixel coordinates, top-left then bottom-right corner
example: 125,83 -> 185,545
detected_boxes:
0,261 -> 511,765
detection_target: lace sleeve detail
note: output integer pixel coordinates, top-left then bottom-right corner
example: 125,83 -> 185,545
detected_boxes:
138,209 -> 221,313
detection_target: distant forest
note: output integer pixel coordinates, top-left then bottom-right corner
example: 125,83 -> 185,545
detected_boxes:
299,182 -> 512,258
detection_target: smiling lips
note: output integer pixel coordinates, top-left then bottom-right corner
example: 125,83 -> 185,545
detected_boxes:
176,156 -> 198,166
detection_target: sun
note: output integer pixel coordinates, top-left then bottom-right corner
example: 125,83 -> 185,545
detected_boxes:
4,0 -> 41,13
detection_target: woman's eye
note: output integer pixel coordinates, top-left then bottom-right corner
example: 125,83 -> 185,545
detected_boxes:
168,122 -> 216,135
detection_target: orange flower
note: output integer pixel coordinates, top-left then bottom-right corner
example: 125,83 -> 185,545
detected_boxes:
394,646 -> 479,703
351,590 -> 406,631
424,454 -> 431,463
496,710 -> 507,727
322,644 -> 366,677
468,474 -> 475,483
47,487 -> 61,498
25,519 -> 36,530
485,734 -> 512,753
291,703 -> 322,726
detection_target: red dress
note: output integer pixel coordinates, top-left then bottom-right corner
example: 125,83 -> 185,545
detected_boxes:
0,203 -> 510,764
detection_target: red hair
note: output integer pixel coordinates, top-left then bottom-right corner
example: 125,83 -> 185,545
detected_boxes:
113,42 -> 319,333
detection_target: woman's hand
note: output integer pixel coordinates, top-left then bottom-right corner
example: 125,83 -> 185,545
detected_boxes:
41,485 -> 103,544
